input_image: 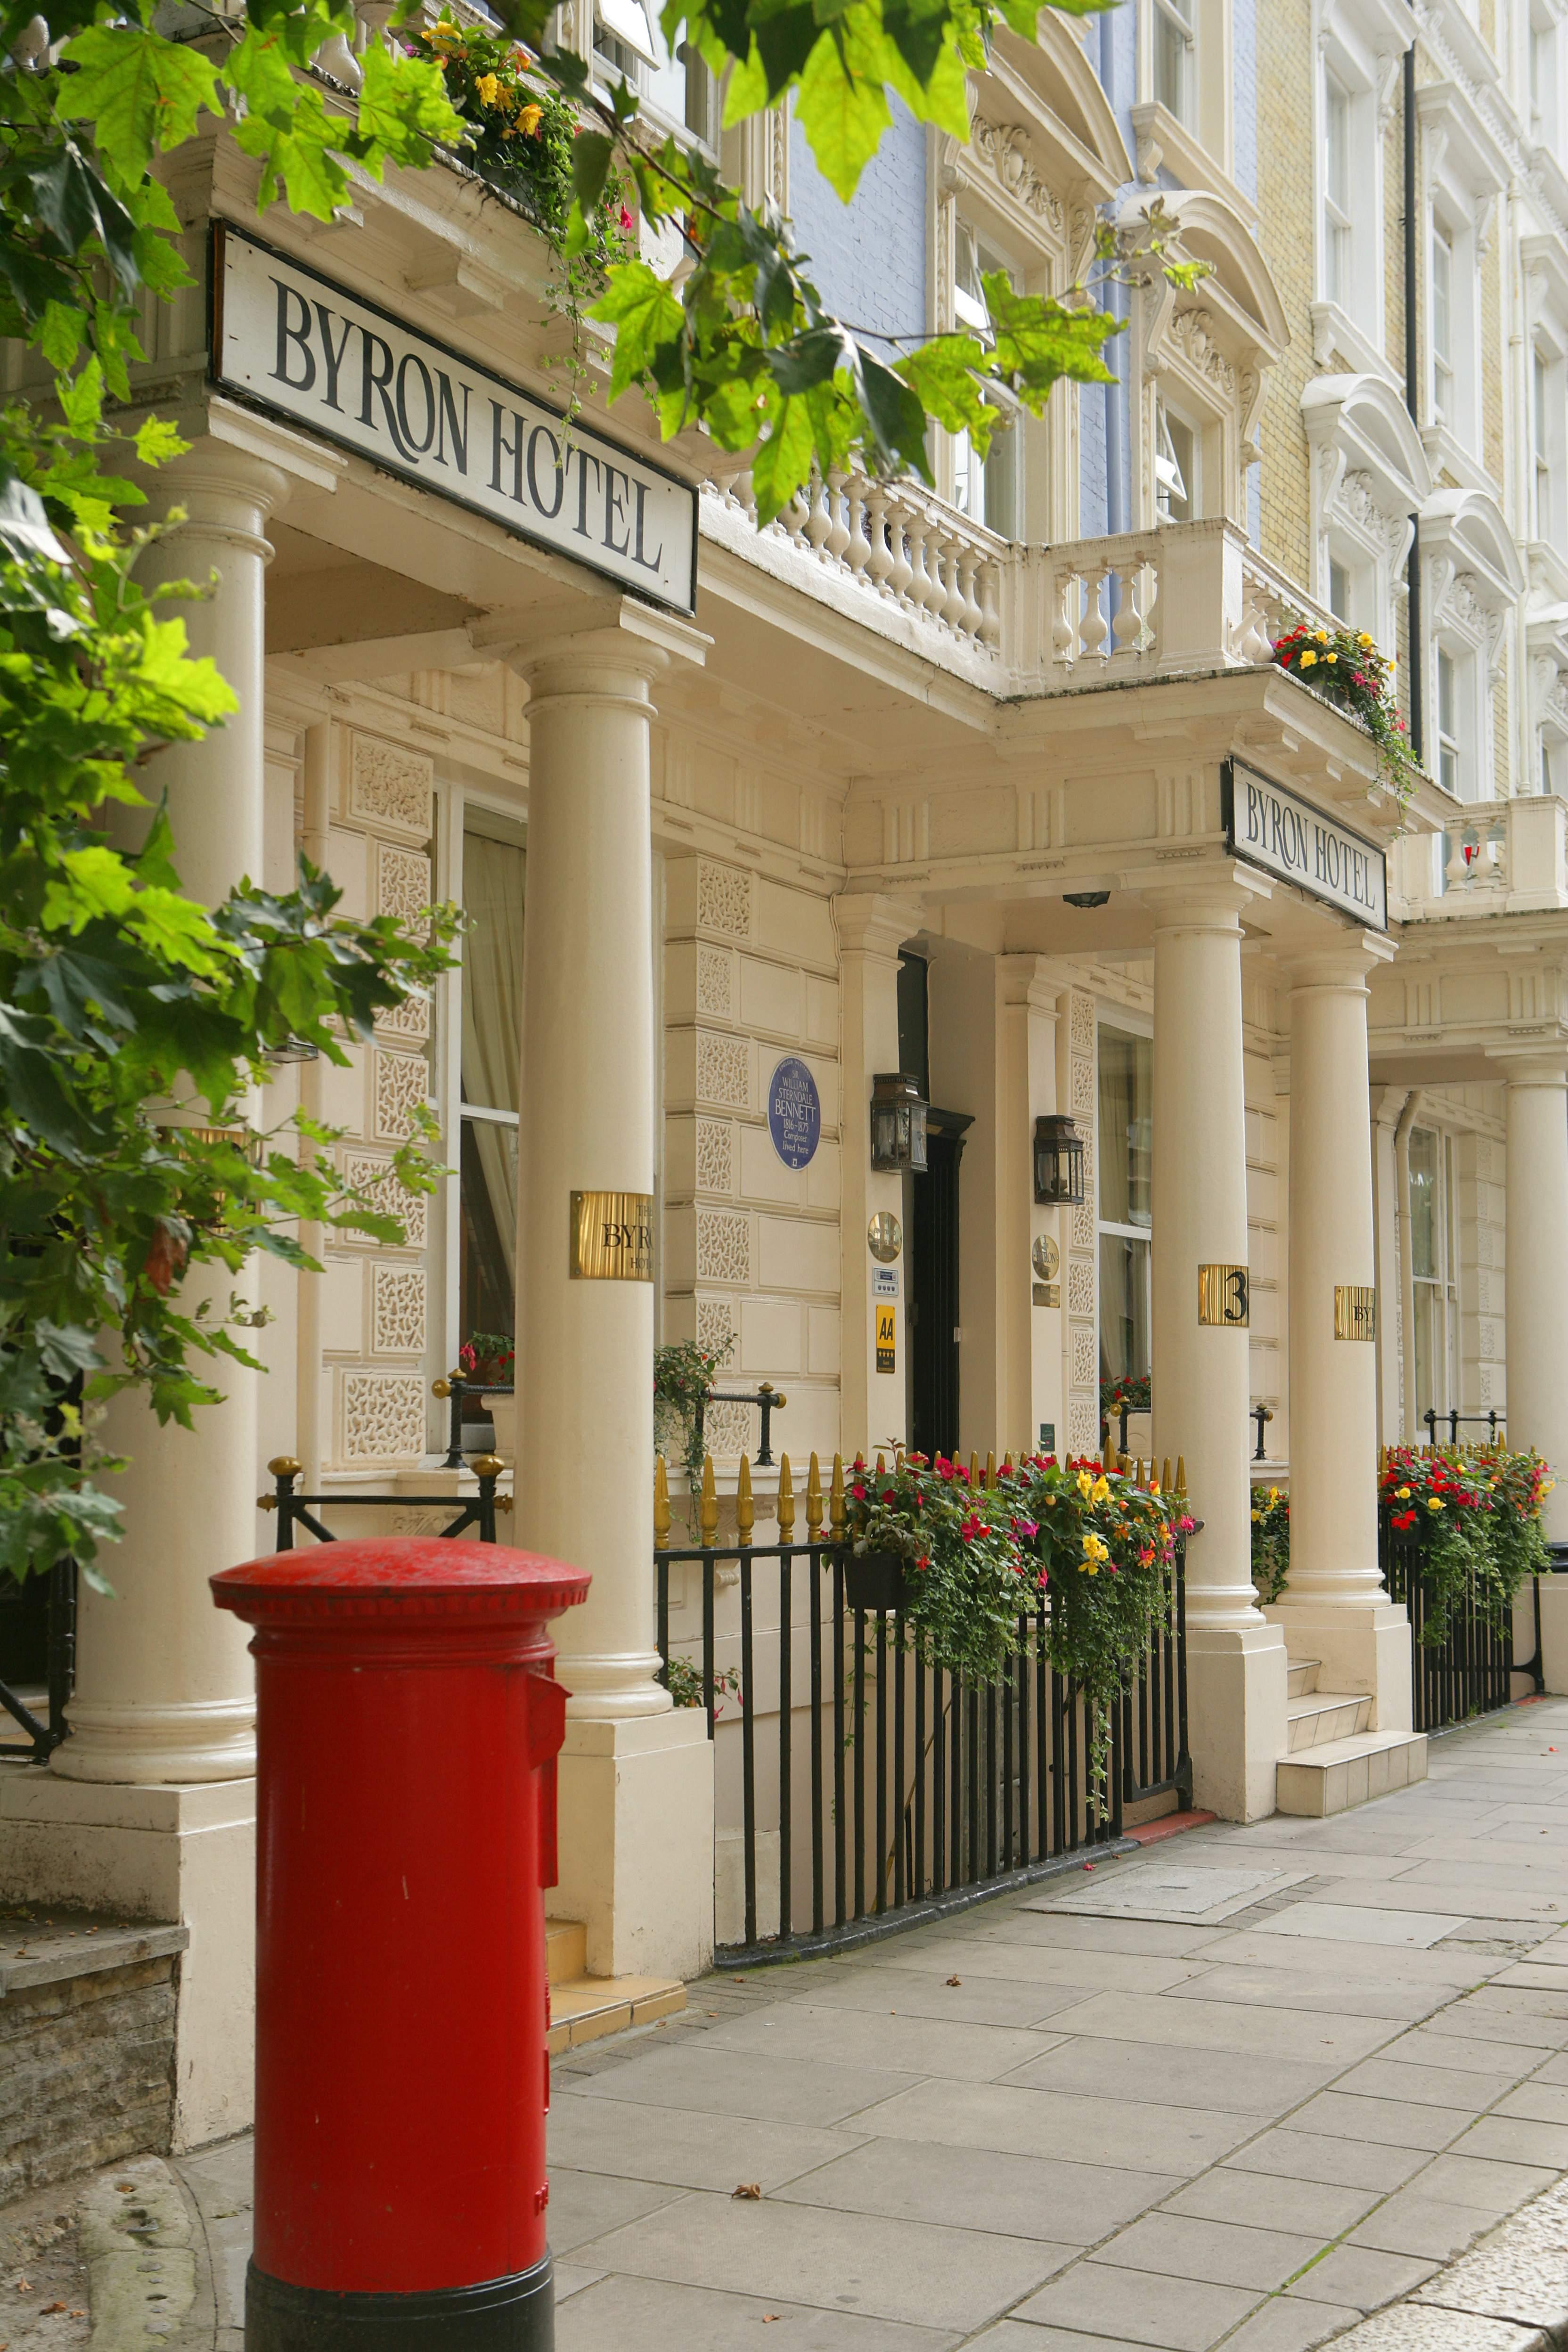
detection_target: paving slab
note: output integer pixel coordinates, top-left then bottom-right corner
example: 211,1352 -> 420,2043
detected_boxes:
1083,2211 -> 1324,2292
1346,2191 -> 1504,2262
694,1999 -> 1067,2082
998,2034 -> 1337,2116
564,2042 -> 919,2125
547,2091 -> 866,2191
1008,2259 -> 1261,2348
1217,2297 -> 1368,2351
571,2189 -> 1069,2332
835,2077 -> 1258,2173
777,1961 -> 1092,2029
768,2135 -> 1176,2241
555,2272 -> 960,2349
1033,1863 -> 1312,1925
1222,2129 -> 1435,2192
1026,1987 -> 1396,2063
1162,2169 -> 1381,2238
1277,2090 -> 1479,2153
1250,1902 -> 1472,1950
1287,2245 -> 1438,2309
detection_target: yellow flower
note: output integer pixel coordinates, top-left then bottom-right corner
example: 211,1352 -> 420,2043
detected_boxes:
1426,1496 -> 1445,1512
1083,1533 -> 1109,1564
1358,632 -> 1374,648
1314,630 -> 1328,644
1091,1475 -> 1110,1504
1149,1478 -> 1160,1495
1325,653 -> 1338,664
517,99 -> 543,133
476,70 -> 501,103
1251,1510 -> 1261,1524
1268,1486 -> 1279,1505
1396,1486 -> 1411,1500
1300,650 -> 1318,669
1076,1470 -> 1093,1498
1080,1558 -> 1101,1576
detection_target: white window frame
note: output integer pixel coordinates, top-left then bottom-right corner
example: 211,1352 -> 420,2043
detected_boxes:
1408,1123 -> 1459,1431
589,0 -> 717,150
1531,3 -> 1562,155
1152,0 -> 1194,125
951,214 -> 1026,540
1096,1014 -> 1153,1396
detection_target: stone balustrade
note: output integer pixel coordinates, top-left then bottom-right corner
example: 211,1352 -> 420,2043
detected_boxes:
1392,792 -> 1568,918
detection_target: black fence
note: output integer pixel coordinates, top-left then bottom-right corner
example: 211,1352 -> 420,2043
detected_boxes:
261,1457 -> 509,1546
1380,1519 -> 1516,1731
0,1557 -> 76,1764
655,1534 -> 1190,1965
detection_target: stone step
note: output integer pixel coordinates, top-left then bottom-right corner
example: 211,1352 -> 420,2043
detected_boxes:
1286,1690 -> 1373,1750
1286,1658 -> 1321,1699
547,1972 -> 686,2055
546,1917 -> 587,1986
1276,1728 -> 1429,1818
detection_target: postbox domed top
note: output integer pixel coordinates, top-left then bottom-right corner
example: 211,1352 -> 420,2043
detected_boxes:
212,1536 -> 590,1627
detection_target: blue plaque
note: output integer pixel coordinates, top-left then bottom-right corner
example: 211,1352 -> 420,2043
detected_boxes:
767,1056 -> 821,1170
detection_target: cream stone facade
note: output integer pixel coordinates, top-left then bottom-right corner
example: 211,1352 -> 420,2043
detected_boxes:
4,0 -> 1568,2145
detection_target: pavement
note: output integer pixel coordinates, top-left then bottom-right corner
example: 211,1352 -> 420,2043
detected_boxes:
68,1694 -> 1568,2350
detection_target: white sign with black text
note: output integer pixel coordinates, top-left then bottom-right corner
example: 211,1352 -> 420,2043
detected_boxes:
1224,760 -> 1387,930
210,222 -> 698,614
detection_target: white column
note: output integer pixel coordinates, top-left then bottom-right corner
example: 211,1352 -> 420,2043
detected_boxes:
996,958 -> 1061,1457
1500,1048 -> 1568,1546
1149,878 -> 1286,1820
836,897 -> 909,1456
1271,938 -> 1411,1725
479,600 -> 714,1982
57,443 -> 288,1788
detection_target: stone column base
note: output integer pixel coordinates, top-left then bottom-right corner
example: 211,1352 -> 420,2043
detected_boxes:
1265,1600 -> 1413,1731
1521,1576 -> 1568,1695
555,1708 -> 715,1982
0,1772 -> 255,2148
1185,1620 -> 1289,1822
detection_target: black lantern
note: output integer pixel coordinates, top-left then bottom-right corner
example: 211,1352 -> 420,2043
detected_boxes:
870,1072 -> 929,1172
1033,1112 -> 1085,1205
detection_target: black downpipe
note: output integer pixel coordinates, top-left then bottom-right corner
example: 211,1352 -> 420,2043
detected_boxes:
1403,43 -> 1424,765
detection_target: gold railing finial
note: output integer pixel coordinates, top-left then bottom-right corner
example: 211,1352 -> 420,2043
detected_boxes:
654,1453 -> 670,1547
829,1453 -> 847,1542
778,1454 -> 795,1541
700,1454 -> 719,1545
806,1452 -> 824,1536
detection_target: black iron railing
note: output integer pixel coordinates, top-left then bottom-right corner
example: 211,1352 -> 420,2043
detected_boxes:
1423,1408 -> 1505,1447
431,1374 -> 514,1470
260,1456 -> 510,1547
655,1527 -> 1189,1964
696,1383 -> 786,1468
0,1557 -> 75,1763
1380,1519 -> 1515,1731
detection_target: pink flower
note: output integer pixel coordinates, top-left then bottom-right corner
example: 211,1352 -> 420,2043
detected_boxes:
620,204 -> 633,231
1011,1516 -> 1039,1540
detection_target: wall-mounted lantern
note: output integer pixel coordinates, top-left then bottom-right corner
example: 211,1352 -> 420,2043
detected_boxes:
1033,1113 -> 1085,1205
870,1072 -> 929,1173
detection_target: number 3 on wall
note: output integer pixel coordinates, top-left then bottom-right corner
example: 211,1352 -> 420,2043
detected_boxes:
1198,1264 -> 1250,1328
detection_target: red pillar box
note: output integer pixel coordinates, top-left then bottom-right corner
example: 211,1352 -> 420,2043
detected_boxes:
212,1538 -> 588,2352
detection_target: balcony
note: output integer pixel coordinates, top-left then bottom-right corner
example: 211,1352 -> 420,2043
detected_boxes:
1390,794 -> 1568,919
701,478 -> 1332,701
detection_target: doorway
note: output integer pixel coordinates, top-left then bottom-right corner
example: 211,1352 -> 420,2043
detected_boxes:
911,1110 -> 971,1461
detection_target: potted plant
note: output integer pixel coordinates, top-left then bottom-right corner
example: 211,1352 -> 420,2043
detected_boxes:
1251,1483 -> 1290,1604
654,1334 -> 735,1505
459,1331 -> 515,1462
846,1452 -> 1041,1680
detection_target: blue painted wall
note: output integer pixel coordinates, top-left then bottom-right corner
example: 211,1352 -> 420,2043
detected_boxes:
788,100 -> 926,345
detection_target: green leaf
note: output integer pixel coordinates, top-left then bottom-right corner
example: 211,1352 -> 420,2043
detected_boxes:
135,415 -> 188,468
39,301 -> 82,370
590,260 -> 685,400
751,394 -> 815,522
58,24 -> 222,183
794,22 -> 891,200
572,130 -> 614,211
355,42 -> 466,159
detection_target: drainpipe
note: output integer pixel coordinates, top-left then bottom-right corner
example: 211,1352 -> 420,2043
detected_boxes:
1101,7 -> 1126,538
297,719 -> 332,1492
1403,44 -> 1424,766
1394,1087 -> 1423,1442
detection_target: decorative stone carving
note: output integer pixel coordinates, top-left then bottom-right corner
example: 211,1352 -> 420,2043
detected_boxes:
695,1030 -> 750,1110
1072,1199 -> 1096,1250
1070,1322 -> 1098,1390
371,1265 -> 426,1356
376,842 -> 432,924
343,1153 -> 429,1249
350,736 -> 433,837
1068,1396 -> 1099,1454
695,1208 -> 751,1285
696,1297 -> 736,1357
1070,1055 -> 1095,1113
696,946 -> 733,1018
342,1372 -> 426,1460
704,1399 -> 753,1457
695,1118 -> 734,1194
375,989 -> 431,1042
1168,308 -> 1236,397
697,859 -> 752,939
1068,1258 -> 1095,1317
970,119 -> 1063,229
1332,468 -> 1407,556
1070,991 -> 1095,1057
373,1047 -> 433,1140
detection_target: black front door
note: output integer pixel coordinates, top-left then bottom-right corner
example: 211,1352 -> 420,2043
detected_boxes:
910,1115 -> 967,1462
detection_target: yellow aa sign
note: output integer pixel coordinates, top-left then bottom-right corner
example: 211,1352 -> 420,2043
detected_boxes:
875,1302 -> 896,1374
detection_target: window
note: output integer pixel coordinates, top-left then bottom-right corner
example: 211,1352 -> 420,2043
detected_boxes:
1431,223 -> 1454,427
952,221 -> 1022,537
593,0 -> 715,145
1152,0 -> 1193,122
1155,402 -> 1196,523
1323,74 -> 1353,309
1409,1127 -> 1457,1434
1533,12 -> 1558,150
1436,645 -> 1461,798
1535,346 -> 1553,540
1329,555 -> 1352,622
458,808 -> 525,1348
1098,1027 -> 1152,1393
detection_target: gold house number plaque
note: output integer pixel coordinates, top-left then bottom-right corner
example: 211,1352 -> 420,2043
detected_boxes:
1198,1265 -> 1250,1327
1335,1284 -> 1376,1341
570,1190 -> 654,1282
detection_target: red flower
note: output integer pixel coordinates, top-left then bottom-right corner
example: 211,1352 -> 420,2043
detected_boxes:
881,1489 -> 896,1505
620,204 -> 634,231
851,1482 -> 866,1501
1390,1509 -> 1417,1529
960,1513 -> 989,1542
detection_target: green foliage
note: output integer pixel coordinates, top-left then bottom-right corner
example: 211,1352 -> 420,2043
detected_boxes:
1382,1446 -> 1553,1648
659,1649 -> 743,1713
1250,1483 -> 1290,1606
654,1332 -> 734,1492
849,1448 -> 1035,1686
1273,622 -> 1423,805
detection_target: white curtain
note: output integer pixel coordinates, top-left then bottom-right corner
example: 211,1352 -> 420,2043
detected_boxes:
461,835 -> 525,1293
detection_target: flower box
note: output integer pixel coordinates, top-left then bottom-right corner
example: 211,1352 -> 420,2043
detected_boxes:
844,1551 -> 915,1612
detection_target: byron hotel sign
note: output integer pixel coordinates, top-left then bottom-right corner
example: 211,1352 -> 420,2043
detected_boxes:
1223,758 -> 1387,929
210,222 -> 698,614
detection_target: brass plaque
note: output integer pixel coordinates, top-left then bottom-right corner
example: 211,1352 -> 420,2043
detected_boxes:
1032,1282 -> 1060,1308
1335,1284 -> 1376,1341
570,1190 -> 653,1281
1198,1264 -> 1250,1327
1031,1233 -> 1060,1282
867,1210 -> 903,1263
